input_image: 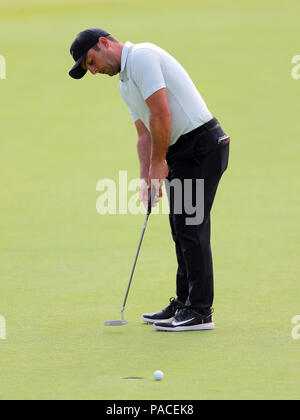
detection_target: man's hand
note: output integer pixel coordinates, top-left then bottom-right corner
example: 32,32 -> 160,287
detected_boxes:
140,178 -> 161,209
139,179 -> 149,209
148,160 -> 169,203
140,158 -> 168,209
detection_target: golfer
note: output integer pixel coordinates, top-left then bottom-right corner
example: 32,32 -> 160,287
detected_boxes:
69,28 -> 230,332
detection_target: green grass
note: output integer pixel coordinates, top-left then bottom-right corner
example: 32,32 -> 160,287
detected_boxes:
0,0 -> 300,400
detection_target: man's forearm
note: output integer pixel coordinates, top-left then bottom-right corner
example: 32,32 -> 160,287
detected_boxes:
149,111 -> 172,164
137,132 -> 152,180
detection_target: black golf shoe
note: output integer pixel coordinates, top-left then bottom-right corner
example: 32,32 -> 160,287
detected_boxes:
153,307 -> 215,331
142,297 -> 183,324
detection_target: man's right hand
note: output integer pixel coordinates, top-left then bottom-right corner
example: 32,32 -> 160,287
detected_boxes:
139,178 -> 160,209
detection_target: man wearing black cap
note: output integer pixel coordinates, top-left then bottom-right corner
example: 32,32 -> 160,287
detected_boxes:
69,29 -> 122,79
69,29 -> 230,332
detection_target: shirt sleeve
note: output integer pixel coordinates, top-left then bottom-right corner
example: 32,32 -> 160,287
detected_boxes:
128,108 -> 139,122
130,48 -> 166,100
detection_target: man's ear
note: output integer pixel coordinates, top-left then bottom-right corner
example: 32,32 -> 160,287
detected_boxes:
99,36 -> 109,49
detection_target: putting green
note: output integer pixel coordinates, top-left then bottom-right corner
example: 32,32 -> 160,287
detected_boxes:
0,0 -> 300,400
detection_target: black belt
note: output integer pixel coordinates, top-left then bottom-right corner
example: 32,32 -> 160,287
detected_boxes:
178,117 -> 219,142
167,117 -> 219,156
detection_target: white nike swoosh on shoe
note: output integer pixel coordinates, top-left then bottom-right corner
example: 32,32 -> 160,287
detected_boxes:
172,317 -> 196,326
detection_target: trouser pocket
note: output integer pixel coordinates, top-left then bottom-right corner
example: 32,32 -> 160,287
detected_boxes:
193,124 -> 230,177
217,135 -> 230,174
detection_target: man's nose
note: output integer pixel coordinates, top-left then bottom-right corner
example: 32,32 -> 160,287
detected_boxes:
88,66 -> 98,75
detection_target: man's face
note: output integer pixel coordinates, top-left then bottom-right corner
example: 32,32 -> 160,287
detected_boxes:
81,38 -> 120,77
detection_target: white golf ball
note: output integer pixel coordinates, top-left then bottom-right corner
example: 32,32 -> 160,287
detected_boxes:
154,370 -> 164,381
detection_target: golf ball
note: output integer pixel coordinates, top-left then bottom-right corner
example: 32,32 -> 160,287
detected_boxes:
154,370 -> 164,381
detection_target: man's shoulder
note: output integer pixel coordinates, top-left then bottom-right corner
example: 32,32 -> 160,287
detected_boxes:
129,42 -> 164,60
132,42 -> 161,50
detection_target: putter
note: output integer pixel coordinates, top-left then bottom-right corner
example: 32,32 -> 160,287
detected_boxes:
104,185 -> 157,326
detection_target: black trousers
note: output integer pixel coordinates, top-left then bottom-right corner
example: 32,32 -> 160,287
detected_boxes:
165,117 -> 230,314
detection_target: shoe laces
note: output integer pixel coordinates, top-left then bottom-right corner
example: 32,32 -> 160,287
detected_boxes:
166,297 -> 183,311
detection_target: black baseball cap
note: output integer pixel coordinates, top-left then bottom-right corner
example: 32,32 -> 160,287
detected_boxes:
69,28 -> 110,79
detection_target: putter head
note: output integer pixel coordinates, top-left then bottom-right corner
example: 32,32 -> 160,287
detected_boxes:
104,320 -> 128,326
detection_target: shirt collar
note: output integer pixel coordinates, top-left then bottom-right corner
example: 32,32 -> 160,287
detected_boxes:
120,41 -> 133,76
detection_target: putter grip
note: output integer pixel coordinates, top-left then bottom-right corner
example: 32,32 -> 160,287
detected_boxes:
148,185 -> 157,214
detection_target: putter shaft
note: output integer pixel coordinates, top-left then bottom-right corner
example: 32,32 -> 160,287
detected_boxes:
105,186 -> 157,327
120,186 -> 157,315
121,212 -> 150,316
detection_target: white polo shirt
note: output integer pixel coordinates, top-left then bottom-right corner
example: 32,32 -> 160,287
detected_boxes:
118,41 -> 213,146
